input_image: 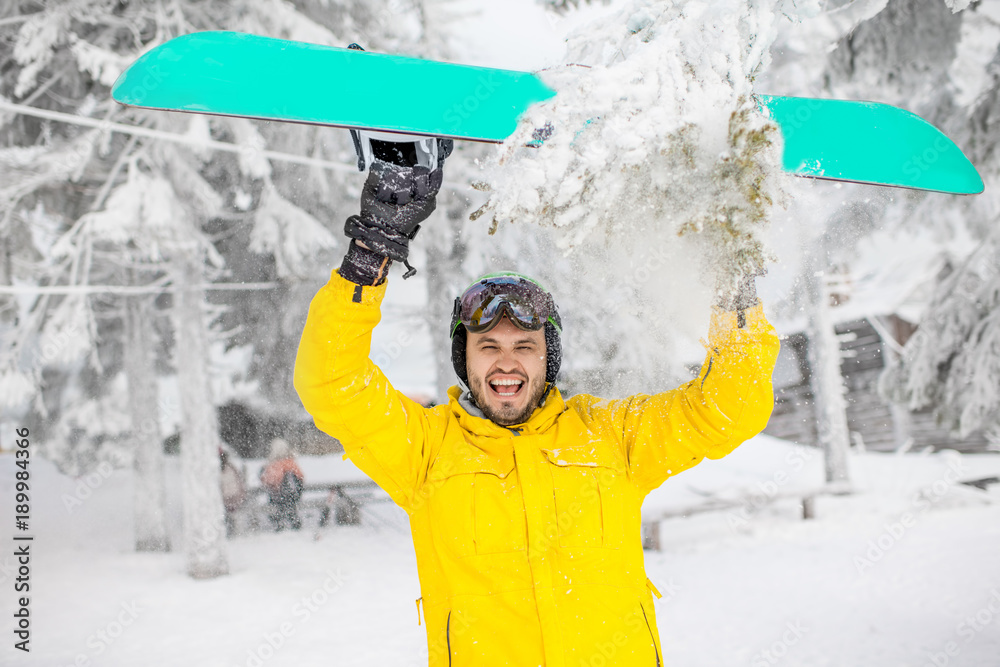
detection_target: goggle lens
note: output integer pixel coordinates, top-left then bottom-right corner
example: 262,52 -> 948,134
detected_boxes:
457,277 -> 556,334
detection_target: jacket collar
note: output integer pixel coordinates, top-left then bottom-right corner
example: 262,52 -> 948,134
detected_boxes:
447,383 -> 567,436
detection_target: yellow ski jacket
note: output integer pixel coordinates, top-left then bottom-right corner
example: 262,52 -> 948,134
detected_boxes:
294,271 -> 780,667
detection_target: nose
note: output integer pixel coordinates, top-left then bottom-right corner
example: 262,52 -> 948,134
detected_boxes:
493,352 -> 521,374
495,359 -> 518,373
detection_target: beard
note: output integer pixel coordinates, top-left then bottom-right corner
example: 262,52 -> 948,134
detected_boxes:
467,371 -> 548,427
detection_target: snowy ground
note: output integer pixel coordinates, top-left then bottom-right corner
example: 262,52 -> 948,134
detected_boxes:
3,436 -> 1000,667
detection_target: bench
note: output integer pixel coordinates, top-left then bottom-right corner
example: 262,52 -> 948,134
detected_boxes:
242,480 -> 389,531
641,483 -> 851,551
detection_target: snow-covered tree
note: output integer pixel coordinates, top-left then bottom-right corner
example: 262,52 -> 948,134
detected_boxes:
800,1 -> 1000,446
456,0 -> 798,397
873,0 -> 1000,441
1,0 -> 443,576
123,291 -> 170,552
881,232 -> 1000,441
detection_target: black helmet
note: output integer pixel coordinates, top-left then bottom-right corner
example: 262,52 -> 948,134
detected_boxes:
449,272 -> 562,385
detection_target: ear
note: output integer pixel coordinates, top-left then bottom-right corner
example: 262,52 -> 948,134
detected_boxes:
451,324 -> 469,385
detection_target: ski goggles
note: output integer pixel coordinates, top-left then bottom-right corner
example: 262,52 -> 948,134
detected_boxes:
451,275 -> 561,336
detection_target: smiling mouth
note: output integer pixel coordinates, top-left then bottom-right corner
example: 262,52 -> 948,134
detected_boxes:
488,378 -> 524,398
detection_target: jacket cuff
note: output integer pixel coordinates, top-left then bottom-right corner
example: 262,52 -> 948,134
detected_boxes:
325,267 -> 389,307
707,302 -> 769,344
339,241 -> 392,286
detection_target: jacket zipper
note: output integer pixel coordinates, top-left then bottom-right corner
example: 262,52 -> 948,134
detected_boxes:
701,354 -> 715,388
641,605 -> 661,667
446,610 -> 453,666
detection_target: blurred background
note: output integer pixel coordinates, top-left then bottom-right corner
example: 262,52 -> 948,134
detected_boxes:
1,0 -> 999,665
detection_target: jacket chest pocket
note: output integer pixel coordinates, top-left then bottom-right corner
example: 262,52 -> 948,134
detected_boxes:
427,453 -> 526,558
544,447 -> 626,549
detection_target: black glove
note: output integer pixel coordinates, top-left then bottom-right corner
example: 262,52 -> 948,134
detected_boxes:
340,138 -> 452,284
345,160 -> 441,259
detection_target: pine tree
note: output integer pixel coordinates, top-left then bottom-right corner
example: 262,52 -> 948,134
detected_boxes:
0,0 -> 425,577
460,0 -> 795,398
124,291 -> 170,552
812,1 -> 999,445
755,0 -> 994,460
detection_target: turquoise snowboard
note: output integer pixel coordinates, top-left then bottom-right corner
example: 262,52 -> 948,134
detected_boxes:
112,31 -> 984,195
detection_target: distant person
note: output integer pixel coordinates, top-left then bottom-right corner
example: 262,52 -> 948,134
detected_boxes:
319,488 -> 361,527
219,449 -> 247,536
260,438 -> 304,531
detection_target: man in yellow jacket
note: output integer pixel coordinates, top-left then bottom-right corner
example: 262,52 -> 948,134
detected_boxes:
294,136 -> 780,666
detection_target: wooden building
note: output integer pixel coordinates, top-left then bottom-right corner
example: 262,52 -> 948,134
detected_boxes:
765,316 -> 993,453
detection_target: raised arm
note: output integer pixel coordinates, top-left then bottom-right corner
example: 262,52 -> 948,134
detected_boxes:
293,135 -> 452,511
574,275 -> 780,494
621,301 -> 780,493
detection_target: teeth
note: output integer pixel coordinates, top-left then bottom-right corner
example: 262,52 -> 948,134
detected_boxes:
490,379 -> 523,386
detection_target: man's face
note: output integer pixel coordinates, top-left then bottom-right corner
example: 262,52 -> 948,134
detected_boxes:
466,317 -> 548,426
